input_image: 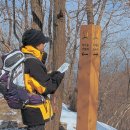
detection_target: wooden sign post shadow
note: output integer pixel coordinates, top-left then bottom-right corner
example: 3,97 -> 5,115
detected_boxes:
77,25 -> 101,130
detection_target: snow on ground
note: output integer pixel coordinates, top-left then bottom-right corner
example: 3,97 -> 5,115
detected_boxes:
60,103 -> 117,130
60,104 -> 76,130
97,121 -> 117,130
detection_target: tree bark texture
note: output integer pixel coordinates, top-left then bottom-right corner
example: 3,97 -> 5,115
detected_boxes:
47,0 -> 53,71
86,0 -> 94,24
96,0 -> 107,25
5,0 -> 12,46
31,0 -> 44,31
25,0 -> 29,30
13,0 -> 21,45
45,0 -> 66,130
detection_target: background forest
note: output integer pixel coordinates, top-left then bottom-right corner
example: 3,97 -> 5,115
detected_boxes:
0,0 -> 130,130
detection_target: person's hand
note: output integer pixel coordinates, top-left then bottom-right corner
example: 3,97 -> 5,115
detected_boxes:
51,71 -> 65,86
49,71 -> 60,77
56,72 -> 65,86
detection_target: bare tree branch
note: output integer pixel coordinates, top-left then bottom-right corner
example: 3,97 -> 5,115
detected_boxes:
13,0 -> 21,45
25,0 -> 29,30
96,0 -> 107,25
5,0 -> 12,45
86,0 -> 94,24
119,46 -> 130,101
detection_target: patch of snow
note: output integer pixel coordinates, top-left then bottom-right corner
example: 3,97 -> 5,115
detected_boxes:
60,104 -> 77,130
60,103 -> 117,130
97,121 -> 117,130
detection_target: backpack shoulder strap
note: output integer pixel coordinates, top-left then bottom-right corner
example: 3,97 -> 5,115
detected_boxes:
24,54 -> 37,60
24,54 -> 44,66
24,54 -> 42,64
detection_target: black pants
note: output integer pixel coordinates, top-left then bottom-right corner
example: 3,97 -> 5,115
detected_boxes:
27,125 -> 45,130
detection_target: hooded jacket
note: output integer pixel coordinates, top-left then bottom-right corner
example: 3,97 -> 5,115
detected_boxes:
21,45 -> 63,126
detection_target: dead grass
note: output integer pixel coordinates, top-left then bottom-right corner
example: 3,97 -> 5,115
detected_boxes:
0,96 -> 25,127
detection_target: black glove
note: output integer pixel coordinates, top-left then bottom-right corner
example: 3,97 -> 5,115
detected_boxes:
50,71 -> 65,86
49,71 -> 60,77
56,72 -> 65,86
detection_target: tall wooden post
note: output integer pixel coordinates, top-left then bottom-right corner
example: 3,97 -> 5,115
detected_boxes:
77,25 -> 101,130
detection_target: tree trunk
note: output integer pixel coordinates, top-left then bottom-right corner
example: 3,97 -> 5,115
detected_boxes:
25,0 -> 29,30
47,0 -> 53,71
69,87 -> 77,112
96,0 -> 107,25
45,0 -> 66,130
31,0 -> 44,31
86,0 -> 94,24
5,0 -> 12,46
13,0 -> 21,45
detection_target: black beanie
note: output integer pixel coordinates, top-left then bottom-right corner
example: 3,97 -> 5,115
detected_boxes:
22,29 -> 50,46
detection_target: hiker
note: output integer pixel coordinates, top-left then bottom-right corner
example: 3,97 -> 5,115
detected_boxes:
21,29 -> 64,130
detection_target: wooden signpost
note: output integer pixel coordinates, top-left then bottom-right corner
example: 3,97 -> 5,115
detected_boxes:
77,25 -> 101,130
